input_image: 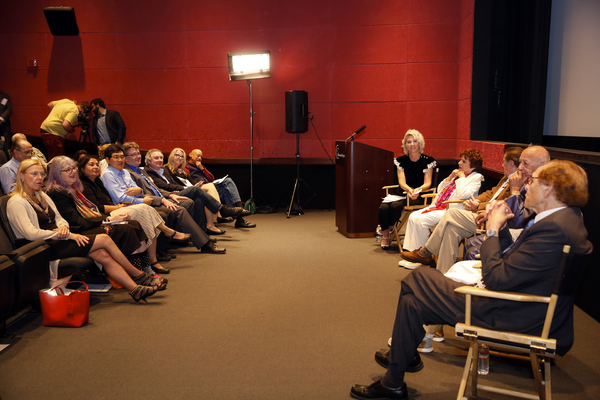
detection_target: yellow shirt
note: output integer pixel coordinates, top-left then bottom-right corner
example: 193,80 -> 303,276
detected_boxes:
40,99 -> 79,138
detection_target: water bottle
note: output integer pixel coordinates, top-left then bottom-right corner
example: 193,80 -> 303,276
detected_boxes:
375,225 -> 382,242
477,344 -> 489,375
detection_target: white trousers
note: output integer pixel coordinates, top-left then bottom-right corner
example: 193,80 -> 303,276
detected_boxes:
403,207 -> 447,251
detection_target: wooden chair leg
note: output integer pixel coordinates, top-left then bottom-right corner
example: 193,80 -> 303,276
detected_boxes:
530,354 -> 545,400
544,358 -> 552,400
472,342 -> 479,398
457,344 -> 475,400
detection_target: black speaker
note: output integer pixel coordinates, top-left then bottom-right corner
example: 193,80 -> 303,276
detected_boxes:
44,7 -> 79,36
285,90 -> 308,133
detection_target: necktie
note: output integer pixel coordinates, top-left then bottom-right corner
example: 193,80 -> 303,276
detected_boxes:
502,218 -> 535,254
140,169 -> 162,197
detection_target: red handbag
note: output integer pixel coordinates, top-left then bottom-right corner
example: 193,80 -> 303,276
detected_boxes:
39,281 -> 90,327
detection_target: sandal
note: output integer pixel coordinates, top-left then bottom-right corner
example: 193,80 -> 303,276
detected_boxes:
129,285 -> 159,303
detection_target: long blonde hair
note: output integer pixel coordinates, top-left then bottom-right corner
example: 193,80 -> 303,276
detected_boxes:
166,148 -> 186,174
10,158 -> 46,197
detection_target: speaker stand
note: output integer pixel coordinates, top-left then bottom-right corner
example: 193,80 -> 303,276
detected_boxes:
286,131 -> 316,218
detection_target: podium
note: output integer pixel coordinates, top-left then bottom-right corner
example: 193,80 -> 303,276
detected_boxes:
335,141 -> 394,237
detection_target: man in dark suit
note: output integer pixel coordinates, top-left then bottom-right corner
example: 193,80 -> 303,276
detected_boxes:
351,159 -> 593,400
90,98 -> 126,148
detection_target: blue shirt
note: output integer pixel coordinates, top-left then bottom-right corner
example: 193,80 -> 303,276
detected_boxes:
100,165 -> 144,205
96,109 -> 111,145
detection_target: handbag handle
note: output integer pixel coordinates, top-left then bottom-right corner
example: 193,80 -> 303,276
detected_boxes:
54,281 -> 89,295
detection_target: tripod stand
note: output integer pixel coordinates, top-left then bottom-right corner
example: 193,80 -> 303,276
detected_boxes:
77,125 -> 93,150
286,131 -> 316,218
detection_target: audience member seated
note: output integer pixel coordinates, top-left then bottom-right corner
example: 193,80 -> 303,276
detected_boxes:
185,148 -> 256,228
144,148 -> 248,235
79,154 -> 190,274
461,145 -> 550,261
350,159 -> 593,399
377,130 -> 435,249
400,149 -> 484,269
7,159 -> 162,302
400,146 -> 523,273
1,140 -> 33,194
45,156 -> 167,284
11,133 -> 47,167
102,143 -> 225,254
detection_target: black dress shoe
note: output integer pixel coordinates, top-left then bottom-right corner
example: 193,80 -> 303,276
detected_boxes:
350,380 -> 408,400
217,216 -> 234,223
209,237 -> 218,243
234,218 -> 256,228
207,228 -> 226,235
157,253 -> 172,262
219,205 -> 249,219
375,349 -> 423,373
166,232 -> 191,245
201,241 -> 226,254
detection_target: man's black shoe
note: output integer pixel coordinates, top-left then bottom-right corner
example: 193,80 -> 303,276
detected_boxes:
375,349 -> 423,373
235,218 -> 256,228
350,380 -> 408,400
201,241 -> 226,254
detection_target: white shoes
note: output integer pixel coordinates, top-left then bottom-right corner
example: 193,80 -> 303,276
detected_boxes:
388,334 -> 436,353
398,259 -> 422,270
432,329 -> 445,342
417,334 -> 434,353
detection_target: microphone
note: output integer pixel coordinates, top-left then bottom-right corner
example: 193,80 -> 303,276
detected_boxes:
345,125 -> 366,142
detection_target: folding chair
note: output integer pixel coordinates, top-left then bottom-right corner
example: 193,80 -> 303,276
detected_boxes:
381,168 -> 439,246
454,245 -> 585,400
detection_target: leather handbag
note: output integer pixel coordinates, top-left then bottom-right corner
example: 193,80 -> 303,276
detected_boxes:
39,281 -> 90,327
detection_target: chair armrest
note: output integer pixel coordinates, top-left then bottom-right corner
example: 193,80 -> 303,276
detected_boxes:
442,199 -> 465,204
454,286 -> 551,304
421,193 -> 436,199
382,185 -> 399,190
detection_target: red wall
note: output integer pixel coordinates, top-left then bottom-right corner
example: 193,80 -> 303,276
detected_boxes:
0,0 -> 504,168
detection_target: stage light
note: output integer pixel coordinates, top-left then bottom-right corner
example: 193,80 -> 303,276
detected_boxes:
227,51 -> 271,81
227,50 -> 272,212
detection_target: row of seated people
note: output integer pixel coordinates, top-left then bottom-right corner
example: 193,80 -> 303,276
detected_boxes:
376,135 -> 572,351
0,135 -> 255,304
378,129 -> 486,261
352,157 -> 592,399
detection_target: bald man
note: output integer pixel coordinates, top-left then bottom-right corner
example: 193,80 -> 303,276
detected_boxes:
186,149 -> 256,228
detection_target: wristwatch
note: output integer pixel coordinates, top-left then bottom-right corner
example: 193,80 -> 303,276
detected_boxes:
486,229 -> 498,237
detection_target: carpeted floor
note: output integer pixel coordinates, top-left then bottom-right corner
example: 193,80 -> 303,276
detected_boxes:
1,210 -> 599,399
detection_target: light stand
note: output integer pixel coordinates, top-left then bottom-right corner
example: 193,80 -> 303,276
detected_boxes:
227,50 -> 271,213
247,79 -> 256,212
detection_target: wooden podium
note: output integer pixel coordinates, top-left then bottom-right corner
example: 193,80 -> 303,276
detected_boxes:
335,141 -> 394,237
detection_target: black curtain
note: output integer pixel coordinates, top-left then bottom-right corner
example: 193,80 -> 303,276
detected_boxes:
471,0 -> 552,144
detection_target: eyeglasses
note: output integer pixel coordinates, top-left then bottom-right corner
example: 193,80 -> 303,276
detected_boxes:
173,154 -> 184,158
111,155 -> 126,160
17,149 -> 34,156
126,151 -> 140,157
28,172 -> 47,178
60,166 -> 78,173
527,176 -> 541,185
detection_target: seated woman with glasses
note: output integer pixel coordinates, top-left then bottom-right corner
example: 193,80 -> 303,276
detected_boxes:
7,159 -> 161,302
44,156 -> 167,288
78,154 -> 190,274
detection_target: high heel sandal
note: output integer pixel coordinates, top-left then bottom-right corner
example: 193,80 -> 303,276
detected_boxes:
129,285 -> 159,303
166,231 -> 191,245
381,236 -> 391,250
133,272 -> 167,290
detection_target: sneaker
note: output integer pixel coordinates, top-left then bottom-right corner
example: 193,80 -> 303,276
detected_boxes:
398,259 -> 422,270
417,335 -> 434,353
432,329 -> 445,342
